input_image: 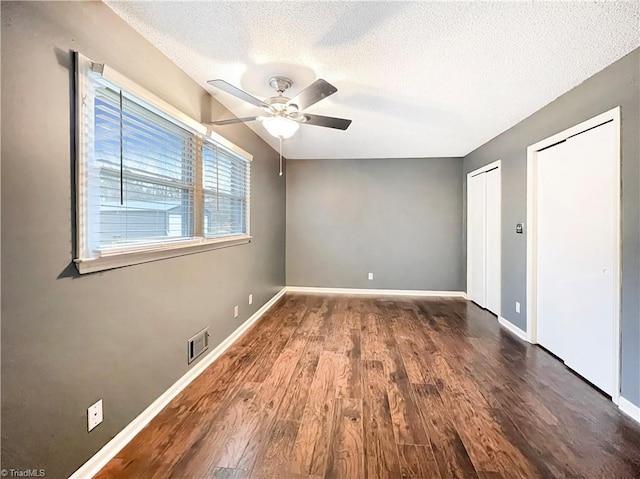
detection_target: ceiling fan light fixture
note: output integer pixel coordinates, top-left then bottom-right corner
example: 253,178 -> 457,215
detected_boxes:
263,116 -> 300,139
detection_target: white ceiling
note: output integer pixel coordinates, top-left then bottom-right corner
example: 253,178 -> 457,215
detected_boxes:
105,1 -> 640,160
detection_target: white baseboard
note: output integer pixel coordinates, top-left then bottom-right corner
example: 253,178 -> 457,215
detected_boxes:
498,316 -> 531,343
618,396 -> 640,424
285,286 -> 467,298
68,287 -> 287,479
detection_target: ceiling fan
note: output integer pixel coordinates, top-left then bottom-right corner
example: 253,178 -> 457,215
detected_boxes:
206,76 -> 352,139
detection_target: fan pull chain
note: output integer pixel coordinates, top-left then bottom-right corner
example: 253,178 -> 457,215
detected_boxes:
279,137 -> 283,176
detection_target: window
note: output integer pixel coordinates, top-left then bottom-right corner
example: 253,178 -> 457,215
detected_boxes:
202,141 -> 250,239
75,53 -> 252,274
93,84 -> 197,248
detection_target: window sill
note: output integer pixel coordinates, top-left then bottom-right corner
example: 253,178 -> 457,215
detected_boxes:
74,235 -> 251,274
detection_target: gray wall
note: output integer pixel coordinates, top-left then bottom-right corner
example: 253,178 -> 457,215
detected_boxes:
463,48 -> 640,406
1,2 -> 285,477
286,158 -> 464,291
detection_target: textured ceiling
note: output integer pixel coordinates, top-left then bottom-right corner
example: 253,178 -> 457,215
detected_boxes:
105,1 -> 640,160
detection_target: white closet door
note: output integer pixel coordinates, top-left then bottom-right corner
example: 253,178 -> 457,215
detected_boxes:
561,122 -> 616,395
536,121 -> 616,395
537,140 -> 572,359
468,173 -> 487,307
485,168 -> 501,315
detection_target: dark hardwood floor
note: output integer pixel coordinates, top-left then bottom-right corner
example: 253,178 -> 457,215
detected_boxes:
96,294 -> 640,479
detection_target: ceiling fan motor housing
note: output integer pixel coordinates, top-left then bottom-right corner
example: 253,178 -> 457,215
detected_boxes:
264,95 -> 299,115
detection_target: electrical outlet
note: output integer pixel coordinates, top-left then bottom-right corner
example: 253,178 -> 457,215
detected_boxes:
88,399 -> 103,432
249,294 -> 253,305
515,301 -> 521,314
368,272 -> 374,280
234,305 -> 239,318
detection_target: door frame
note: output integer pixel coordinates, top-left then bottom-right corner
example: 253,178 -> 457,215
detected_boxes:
526,106 -> 621,404
466,159 -> 501,315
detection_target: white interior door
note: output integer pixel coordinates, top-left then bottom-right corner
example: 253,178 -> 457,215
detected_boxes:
485,168 -> 501,315
468,172 -> 487,308
536,121 -> 616,395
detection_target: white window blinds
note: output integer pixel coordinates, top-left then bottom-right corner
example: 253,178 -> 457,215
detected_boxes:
91,80 -> 197,251
202,141 -> 250,239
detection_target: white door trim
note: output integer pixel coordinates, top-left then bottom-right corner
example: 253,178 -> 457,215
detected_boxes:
466,159 -> 501,313
526,106 -> 621,404
469,159 -> 502,177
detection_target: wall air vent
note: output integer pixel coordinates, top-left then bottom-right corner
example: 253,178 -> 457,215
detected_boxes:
187,328 -> 209,364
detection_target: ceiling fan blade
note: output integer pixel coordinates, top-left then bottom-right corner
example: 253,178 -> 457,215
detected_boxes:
208,116 -> 259,126
287,79 -> 337,110
298,113 -> 352,130
207,79 -> 267,108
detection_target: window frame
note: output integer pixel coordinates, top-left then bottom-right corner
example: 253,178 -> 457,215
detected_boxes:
74,52 -> 252,274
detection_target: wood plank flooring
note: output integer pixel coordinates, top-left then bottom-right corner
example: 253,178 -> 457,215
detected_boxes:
96,294 -> 640,479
